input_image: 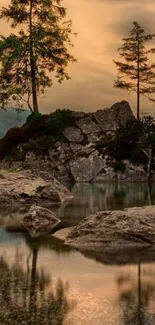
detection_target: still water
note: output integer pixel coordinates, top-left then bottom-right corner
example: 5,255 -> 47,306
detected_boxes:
0,183 -> 155,325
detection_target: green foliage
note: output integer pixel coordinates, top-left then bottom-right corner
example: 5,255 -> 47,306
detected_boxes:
0,0 -> 76,112
114,21 -> 155,119
0,108 -> 74,158
23,135 -> 59,155
45,109 -> 75,134
117,119 -> 144,144
105,119 -> 143,160
0,126 -> 30,158
25,112 -> 44,125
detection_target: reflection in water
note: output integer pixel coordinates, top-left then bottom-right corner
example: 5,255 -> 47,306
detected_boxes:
0,183 -> 155,228
116,262 -> 155,324
1,182 -> 155,324
56,183 -> 155,226
0,242 -> 74,325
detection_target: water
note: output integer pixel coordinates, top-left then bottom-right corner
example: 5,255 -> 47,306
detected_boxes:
0,183 -> 155,325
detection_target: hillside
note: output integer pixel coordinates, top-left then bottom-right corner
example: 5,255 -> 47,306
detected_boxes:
0,101 -> 154,183
0,109 -> 30,138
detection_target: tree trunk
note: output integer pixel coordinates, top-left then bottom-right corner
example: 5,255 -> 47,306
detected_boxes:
29,0 -> 39,113
137,34 -> 140,120
147,147 -> 153,183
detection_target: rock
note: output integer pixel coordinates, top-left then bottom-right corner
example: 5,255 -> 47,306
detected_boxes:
63,126 -> 83,143
69,156 -> 106,182
76,116 -> 101,134
21,205 -> 61,238
87,133 -> 101,143
70,143 -> 83,153
94,107 -> 119,131
0,170 -> 73,206
66,206 -> 155,248
53,227 -> 75,241
94,101 -> 134,131
111,100 -> 134,125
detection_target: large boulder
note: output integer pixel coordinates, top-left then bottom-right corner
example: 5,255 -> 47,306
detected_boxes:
76,116 -> 101,134
21,205 -> 61,237
0,170 -> 73,206
66,206 -> 155,248
94,101 -> 134,131
69,156 -> 106,182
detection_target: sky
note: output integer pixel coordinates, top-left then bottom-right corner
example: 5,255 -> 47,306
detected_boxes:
1,0 -> 155,116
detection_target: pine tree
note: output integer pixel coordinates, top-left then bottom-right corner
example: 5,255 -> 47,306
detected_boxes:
0,0 -> 76,112
114,21 -> 155,120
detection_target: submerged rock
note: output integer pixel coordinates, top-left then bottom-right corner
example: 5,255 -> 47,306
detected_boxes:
66,206 -> 155,248
21,205 -> 61,238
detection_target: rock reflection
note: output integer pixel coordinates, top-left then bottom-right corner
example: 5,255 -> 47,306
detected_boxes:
116,262 -> 155,324
0,246 -> 74,325
56,183 -> 155,225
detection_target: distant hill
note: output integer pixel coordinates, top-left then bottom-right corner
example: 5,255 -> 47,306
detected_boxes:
0,109 -> 30,138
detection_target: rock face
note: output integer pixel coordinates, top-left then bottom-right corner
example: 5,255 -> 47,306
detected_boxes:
66,206 -> 155,248
0,100 -> 148,183
63,126 -> 83,143
21,205 -> 61,238
0,170 -> 73,206
69,156 -> 106,182
76,116 -> 101,134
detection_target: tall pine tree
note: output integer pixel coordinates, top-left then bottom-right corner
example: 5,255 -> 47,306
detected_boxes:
114,21 -> 155,120
0,0 -> 76,112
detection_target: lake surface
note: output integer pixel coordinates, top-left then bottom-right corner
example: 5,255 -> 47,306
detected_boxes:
1,183 -> 155,325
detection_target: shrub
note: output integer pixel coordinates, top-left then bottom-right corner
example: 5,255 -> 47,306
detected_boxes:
22,135 -> 59,155
113,160 -> 126,173
0,127 -> 30,158
45,109 -> 75,135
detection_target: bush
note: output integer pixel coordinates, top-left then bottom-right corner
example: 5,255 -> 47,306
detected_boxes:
45,109 -> 75,135
0,127 -> 30,158
113,160 -> 126,173
131,147 -> 148,165
22,135 -> 59,155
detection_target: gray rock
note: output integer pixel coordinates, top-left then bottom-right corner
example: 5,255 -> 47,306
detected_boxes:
63,126 -> 83,143
111,100 -> 134,125
21,205 -> 61,238
94,100 -> 134,131
69,156 -> 106,182
87,133 -> 101,143
70,143 -> 83,153
76,116 -> 101,134
94,108 -> 118,131
0,170 -> 73,206
66,206 -> 155,248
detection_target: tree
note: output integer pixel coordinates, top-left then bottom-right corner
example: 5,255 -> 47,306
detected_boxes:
114,21 -> 155,120
0,0 -> 76,113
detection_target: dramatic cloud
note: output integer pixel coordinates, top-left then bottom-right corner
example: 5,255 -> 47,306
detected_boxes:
1,0 -> 155,116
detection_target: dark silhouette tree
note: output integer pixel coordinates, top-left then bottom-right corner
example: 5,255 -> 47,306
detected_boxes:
0,248 -> 73,325
0,0 -> 76,112
114,21 -> 155,120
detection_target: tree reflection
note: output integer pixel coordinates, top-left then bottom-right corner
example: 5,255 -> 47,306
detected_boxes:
0,248 -> 74,325
116,261 -> 155,325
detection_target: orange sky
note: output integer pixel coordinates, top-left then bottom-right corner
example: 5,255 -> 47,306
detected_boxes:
1,0 -> 155,115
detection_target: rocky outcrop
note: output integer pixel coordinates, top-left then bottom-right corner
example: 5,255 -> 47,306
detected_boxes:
63,126 -> 83,143
69,156 -> 106,182
0,170 -> 73,206
0,100 -> 149,183
66,206 -> 155,248
21,205 -> 61,237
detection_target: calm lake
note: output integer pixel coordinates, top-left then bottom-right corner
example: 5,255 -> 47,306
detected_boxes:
0,183 -> 155,325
